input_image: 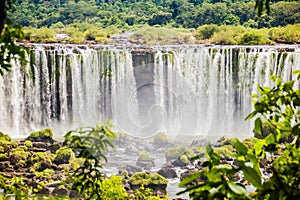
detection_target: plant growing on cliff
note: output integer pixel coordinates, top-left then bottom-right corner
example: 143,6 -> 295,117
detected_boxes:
64,122 -> 115,199
178,70 -> 300,199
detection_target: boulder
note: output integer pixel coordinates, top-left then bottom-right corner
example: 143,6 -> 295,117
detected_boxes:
0,161 -> 10,170
157,167 -> 177,179
32,142 -> 48,149
27,128 -> 54,144
69,190 -> 80,198
136,151 -> 154,170
125,165 -> 143,173
49,143 -> 62,154
52,185 -> 68,196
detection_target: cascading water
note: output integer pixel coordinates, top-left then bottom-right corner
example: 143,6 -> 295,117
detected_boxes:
0,44 -> 299,142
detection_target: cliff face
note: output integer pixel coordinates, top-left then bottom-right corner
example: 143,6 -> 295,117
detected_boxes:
0,44 -> 299,141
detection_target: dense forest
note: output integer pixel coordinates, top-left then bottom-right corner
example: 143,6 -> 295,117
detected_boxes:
10,0 -> 299,29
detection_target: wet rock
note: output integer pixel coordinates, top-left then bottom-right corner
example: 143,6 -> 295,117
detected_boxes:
158,167 -> 177,179
37,160 -> 52,171
32,142 -> 48,149
36,185 -> 51,195
69,190 -> 80,198
0,161 -> 10,170
125,165 -> 143,173
52,185 -> 68,196
49,143 -> 62,154
31,147 -> 48,152
136,151 -> 154,170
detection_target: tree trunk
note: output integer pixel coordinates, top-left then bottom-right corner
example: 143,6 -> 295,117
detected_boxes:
0,0 -> 7,35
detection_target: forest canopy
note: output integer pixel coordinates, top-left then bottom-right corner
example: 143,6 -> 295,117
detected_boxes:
9,0 -> 300,29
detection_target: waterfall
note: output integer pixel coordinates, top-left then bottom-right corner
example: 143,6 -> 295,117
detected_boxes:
0,44 -> 299,142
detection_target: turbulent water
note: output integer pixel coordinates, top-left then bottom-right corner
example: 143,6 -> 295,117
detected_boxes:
1,44 -> 299,142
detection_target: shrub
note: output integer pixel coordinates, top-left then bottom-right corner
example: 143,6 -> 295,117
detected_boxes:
99,175 -> 128,199
64,123 -> 115,199
211,25 -> 245,45
30,27 -> 55,42
196,24 -> 219,40
84,28 -> 107,40
130,27 -> 193,45
239,29 -> 271,45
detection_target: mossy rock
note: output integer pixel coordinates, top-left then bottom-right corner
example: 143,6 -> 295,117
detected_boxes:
0,153 -> 8,161
28,128 -> 54,143
213,145 -> 234,158
153,132 -> 168,148
0,132 -> 11,141
165,146 -> 194,162
11,148 -> 30,162
137,151 -> 153,162
24,140 -> 33,148
219,136 -> 236,146
129,172 -> 168,187
180,155 -> 189,165
243,137 -> 259,149
53,147 -> 74,165
0,140 -> 17,153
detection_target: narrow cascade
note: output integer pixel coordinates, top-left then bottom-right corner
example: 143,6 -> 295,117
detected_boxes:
0,44 -> 299,141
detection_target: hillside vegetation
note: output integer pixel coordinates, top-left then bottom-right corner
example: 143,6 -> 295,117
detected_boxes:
9,0 -> 300,45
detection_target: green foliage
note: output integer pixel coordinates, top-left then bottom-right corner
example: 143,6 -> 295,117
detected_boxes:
133,185 -> 167,200
64,122 -> 115,199
242,137 -> 259,149
210,25 -> 246,45
178,143 -> 250,199
268,24 -> 300,44
253,120 -> 276,139
0,23 -> 28,76
239,29 -> 271,45
245,70 -> 300,199
30,27 -> 55,42
98,175 -> 128,200
0,174 -> 32,200
195,24 -> 219,40
129,172 -> 168,186
130,27 -> 193,45
179,70 -> 300,199
165,146 -> 194,161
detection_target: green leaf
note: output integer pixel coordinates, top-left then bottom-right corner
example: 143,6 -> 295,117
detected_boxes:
245,111 -> 258,120
228,182 -> 246,195
178,171 -> 202,187
242,165 -> 262,188
234,139 -> 248,156
254,118 -> 262,136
